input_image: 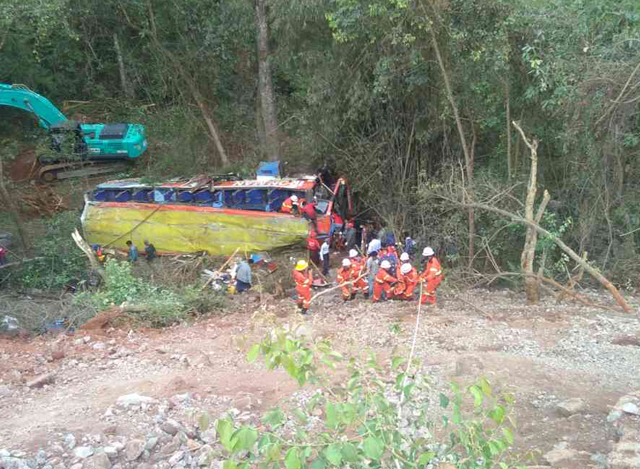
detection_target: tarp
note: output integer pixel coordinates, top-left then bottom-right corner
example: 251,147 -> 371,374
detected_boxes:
81,201 -> 315,256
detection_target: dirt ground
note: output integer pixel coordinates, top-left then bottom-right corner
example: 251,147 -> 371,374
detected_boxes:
0,287 -> 639,469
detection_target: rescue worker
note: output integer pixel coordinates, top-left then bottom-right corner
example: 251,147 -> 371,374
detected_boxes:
293,260 -> 313,314
91,244 -> 106,264
372,260 -> 397,302
307,231 -> 321,266
301,197 -> 319,231
349,249 -> 369,299
344,218 -> 356,250
400,252 -> 410,265
404,232 -> 416,257
235,258 -> 253,293
336,258 -> 353,302
419,247 -> 443,305
396,262 -> 419,300
280,194 -> 298,214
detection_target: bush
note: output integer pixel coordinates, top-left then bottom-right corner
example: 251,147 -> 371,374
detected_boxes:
199,327 -> 533,469
75,259 -> 225,328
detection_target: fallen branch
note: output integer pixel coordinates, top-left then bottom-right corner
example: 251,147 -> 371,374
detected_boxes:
72,229 -> 105,279
310,272 -> 367,304
0,257 -> 45,270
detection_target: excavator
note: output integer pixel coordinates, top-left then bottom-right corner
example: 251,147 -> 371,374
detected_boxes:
0,83 -> 147,181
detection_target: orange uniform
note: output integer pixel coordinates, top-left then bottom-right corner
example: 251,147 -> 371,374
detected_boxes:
372,268 -> 397,302
420,256 -> 443,305
395,266 -> 419,300
336,266 -> 353,301
350,257 -> 369,296
280,196 -> 296,214
293,269 -> 313,309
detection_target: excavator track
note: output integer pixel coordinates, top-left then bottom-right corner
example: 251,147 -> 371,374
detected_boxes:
38,161 -> 133,182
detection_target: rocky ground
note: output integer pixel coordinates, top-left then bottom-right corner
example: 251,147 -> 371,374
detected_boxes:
1,287 -> 639,469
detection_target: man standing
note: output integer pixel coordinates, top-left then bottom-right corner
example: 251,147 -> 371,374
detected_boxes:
235,258 -> 253,293
419,247 -> 443,305
293,260 -> 313,315
336,259 -> 353,302
404,232 -> 416,257
126,240 -> 138,262
366,251 -> 380,296
344,218 -> 356,250
307,231 -> 321,267
372,260 -> 397,302
144,240 -> 157,261
301,198 -> 319,231
320,237 -> 330,276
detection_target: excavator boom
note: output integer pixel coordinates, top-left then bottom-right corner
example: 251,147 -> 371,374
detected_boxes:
0,83 -> 67,129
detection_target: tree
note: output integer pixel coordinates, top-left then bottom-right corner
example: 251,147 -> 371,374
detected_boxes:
255,0 -> 280,161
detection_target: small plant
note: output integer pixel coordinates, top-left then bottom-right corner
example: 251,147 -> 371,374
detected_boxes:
198,327 -> 531,468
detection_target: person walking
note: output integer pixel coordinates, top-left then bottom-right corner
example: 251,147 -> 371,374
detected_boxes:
144,240 -> 157,261
336,259 -> 353,302
293,260 -> 313,315
126,240 -> 138,262
419,247 -> 443,305
235,259 -> 253,293
320,237 -> 330,276
372,260 -> 397,302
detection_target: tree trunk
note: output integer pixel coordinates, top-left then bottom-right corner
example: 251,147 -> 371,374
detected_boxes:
255,85 -> 267,150
513,120 -> 549,304
71,229 -> 105,279
428,23 -> 475,267
113,33 -> 134,99
255,0 -> 279,161
0,158 -> 30,253
505,81 -> 512,179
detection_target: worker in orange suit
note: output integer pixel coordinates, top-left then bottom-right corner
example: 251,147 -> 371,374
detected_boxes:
293,260 -> 313,315
419,247 -> 443,305
307,231 -> 321,266
395,262 -> 419,300
372,260 -> 397,302
280,194 -> 299,214
348,249 -> 369,299
336,258 -> 353,302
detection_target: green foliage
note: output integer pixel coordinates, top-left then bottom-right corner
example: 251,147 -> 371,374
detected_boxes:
200,327 -> 531,468
76,259 -> 225,327
11,212 -> 86,290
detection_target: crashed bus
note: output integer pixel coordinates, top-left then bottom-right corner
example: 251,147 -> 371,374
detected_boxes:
80,168 -> 352,256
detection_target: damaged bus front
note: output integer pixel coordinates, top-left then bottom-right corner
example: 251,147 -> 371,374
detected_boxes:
81,173 -> 352,256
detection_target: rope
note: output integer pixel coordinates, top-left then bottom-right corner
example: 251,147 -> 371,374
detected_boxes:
103,205 -> 162,248
397,281 -> 423,422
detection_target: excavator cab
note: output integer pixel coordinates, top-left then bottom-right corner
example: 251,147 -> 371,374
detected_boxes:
45,121 -> 88,161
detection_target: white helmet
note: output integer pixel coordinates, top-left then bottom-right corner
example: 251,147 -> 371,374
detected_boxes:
349,249 -> 358,258
401,263 -> 412,274
380,260 -> 391,269
422,247 -> 434,257
291,195 -> 298,202
400,252 -> 410,261
342,258 -> 351,267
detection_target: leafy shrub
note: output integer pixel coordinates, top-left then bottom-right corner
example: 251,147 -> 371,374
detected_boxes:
76,259 -> 225,328
199,327 -> 532,469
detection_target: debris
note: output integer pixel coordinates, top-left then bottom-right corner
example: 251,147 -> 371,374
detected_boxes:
73,446 -> 94,459
116,393 -> 158,407
124,440 -> 145,461
26,372 -> 55,389
556,398 -> 585,417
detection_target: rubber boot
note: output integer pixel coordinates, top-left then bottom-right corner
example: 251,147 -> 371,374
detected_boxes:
350,293 -> 356,301
363,292 -> 370,299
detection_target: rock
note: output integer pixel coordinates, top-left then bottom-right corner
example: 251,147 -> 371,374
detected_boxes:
145,438 -> 158,451
453,356 -> 484,376
102,424 -> 117,435
160,436 -> 181,455
0,384 -> 12,398
74,339 -> 84,346
65,434 -> 77,450
622,402 -> 640,416
0,456 -> 30,469
161,419 -> 182,436
26,372 -> 56,389
124,440 -> 145,461
168,451 -> 184,466
186,352 -> 211,368
293,324 -> 313,340
544,446 -> 577,465
92,342 -> 106,351
51,348 -> 65,361
116,393 -> 157,407
186,439 -> 200,452
71,464 -> 83,469
557,398 -> 585,417
83,452 -> 111,469
103,447 -> 118,460
36,450 -> 47,466
83,336 -> 92,343
196,446 -> 213,467
73,446 -> 94,459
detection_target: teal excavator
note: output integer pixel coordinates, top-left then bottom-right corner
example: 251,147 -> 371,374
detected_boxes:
0,83 -> 147,181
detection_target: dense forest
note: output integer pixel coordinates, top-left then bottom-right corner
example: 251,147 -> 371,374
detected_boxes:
1,0 -> 639,288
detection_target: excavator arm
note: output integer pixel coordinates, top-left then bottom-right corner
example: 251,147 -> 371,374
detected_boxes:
0,83 -> 67,129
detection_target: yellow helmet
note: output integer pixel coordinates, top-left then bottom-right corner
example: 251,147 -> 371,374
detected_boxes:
295,260 -> 309,271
